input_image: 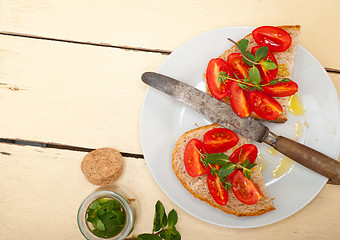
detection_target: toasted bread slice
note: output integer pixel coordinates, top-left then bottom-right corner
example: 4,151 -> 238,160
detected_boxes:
172,124 -> 275,217
208,25 -> 301,123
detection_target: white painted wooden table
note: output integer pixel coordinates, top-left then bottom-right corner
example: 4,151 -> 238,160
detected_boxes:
0,0 -> 340,239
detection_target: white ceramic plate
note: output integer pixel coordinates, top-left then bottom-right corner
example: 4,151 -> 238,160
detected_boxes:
140,27 -> 340,228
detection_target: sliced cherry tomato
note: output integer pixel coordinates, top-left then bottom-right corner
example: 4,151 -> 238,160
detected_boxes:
206,58 -> 234,99
203,128 -> 239,154
228,144 -> 258,179
262,80 -> 298,97
252,26 -> 292,52
230,144 -> 258,164
227,53 -> 250,79
184,139 -> 209,177
251,46 -> 278,83
231,170 -> 263,205
207,169 -> 228,206
248,91 -> 282,120
229,82 -> 252,118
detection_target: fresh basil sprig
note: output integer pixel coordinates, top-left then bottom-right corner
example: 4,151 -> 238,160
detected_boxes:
235,38 -> 277,69
222,38 -> 283,91
218,71 -> 292,92
199,151 -> 257,185
128,201 -> 181,240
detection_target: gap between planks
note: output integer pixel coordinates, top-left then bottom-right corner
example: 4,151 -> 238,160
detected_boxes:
0,31 -> 172,55
0,138 -> 144,159
1,31 -> 340,74
0,31 -> 338,184
0,137 -> 336,185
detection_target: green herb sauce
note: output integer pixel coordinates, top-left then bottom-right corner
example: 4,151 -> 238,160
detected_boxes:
86,198 -> 126,238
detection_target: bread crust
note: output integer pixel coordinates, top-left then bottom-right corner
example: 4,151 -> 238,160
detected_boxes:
172,124 -> 275,217
208,25 -> 301,123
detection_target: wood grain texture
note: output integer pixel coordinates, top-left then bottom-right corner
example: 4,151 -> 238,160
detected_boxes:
330,73 -> 340,98
0,0 -> 340,69
0,34 -> 166,154
0,34 -> 339,157
0,143 -> 339,240
0,1 -> 340,239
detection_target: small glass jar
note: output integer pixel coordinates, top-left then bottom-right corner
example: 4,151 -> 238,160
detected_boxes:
77,188 -> 135,240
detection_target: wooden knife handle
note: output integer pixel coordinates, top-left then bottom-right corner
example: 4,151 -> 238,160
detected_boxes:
269,135 -> 340,184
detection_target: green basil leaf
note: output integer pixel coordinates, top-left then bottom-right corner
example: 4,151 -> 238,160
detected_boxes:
115,210 -> 126,225
224,181 -> 233,190
99,211 -> 114,221
203,153 -> 229,166
255,46 -> 268,62
106,200 -> 114,212
260,59 -> 277,70
218,71 -> 231,84
161,208 -> 167,228
238,82 -> 250,90
86,209 -> 96,223
97,198 -> 108,204
153,201 -> 165,232
238,39 -> 249,53
102,218 -> 125,236
243,169 -> 252,180
218,164 -> 236,178
248,66 -> 261,85
96,218 -> 106,231
200,155 -> 209,168
269,79 -> 278,85
160,230 -> 172,240
97,207 -> 106,216
255,85 -> 263,91
242,159 -> 250,168
243,72 -> 250,83
210,167 -> 218,176
246,163 -> 257,169
137,233 -> 163,240
244,51 -> 255,61
278,78 -> 291,82
167,209 -> 178,229
242,51 -> 255,66
170,227 -> 181,240
92,229 -> 107,238
89,199 -> 101,210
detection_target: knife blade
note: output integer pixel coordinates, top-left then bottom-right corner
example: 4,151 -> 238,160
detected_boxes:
142,72 -> 340,184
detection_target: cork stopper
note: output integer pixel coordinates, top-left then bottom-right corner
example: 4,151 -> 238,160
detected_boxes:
81,148 -> 124,185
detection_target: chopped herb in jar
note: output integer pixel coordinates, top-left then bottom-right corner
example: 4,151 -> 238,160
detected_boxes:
86,198 -> 126,238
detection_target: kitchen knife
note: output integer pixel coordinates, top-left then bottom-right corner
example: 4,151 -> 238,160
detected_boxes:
142,72 -> 340,184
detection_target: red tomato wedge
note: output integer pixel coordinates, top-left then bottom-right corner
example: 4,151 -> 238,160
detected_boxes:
230,144 -> 258,164
251,46 -> 278,83
227,53 -> 250,79
248,91 -> 282,120
203,128 -> 239,154
229,82 -> 252,118
206,58 -> 234,99
262,80 -> 298,97
207,170 -> 228,206
231,170 -> 263,205
252,26 -> 292,52
184,139 -> 209,177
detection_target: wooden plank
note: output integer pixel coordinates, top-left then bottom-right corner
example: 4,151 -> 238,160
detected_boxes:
0,34 -> 166,154
0,34 -> 339,156
0,143 -> 339,239
330,73 -> 340,99
0,0 -> 340,69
